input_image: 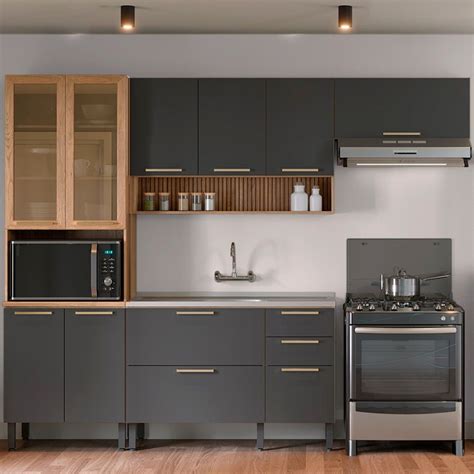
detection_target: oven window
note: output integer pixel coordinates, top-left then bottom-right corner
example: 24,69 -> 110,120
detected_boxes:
353,331 -> 460,401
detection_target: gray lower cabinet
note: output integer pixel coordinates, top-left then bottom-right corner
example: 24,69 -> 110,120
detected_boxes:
266,336 -> 334,366
4,308 -> 64,423
65,309 -> 125,422
266,308 -> 334,337
127,366 -> 264,423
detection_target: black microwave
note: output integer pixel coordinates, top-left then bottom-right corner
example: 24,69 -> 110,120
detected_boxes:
9,240 -> 122,301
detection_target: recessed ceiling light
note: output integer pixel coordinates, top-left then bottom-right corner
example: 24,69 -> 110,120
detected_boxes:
121,5 -> 135,31
338,5 -> 352,31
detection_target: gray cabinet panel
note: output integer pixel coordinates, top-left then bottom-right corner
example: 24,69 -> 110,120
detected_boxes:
199,79 -> 266,174
266,79 -> 334,175
265,366 -> 334,423
4,308 -> 64,422
335,79 -> 470,138
266,309 -> 334,337
127,366 -> 264,423
127,308 -> 264,365
130,79 -> 198,175
266,337 -> 334,366
65,309 -> 125,422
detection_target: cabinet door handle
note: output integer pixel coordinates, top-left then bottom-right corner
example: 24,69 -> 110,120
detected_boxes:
13,311 -> 53,316
281,339 -> 320,344
213,168 -> 251,173
280,311 -> 320,315
74,311 -> 114,316
382,132 -> 421,136
145,168 -> 183,173
281,168 -> 319,173
176,311 -> 216,315
176,368 -> 216,374
281,368 -> 320,373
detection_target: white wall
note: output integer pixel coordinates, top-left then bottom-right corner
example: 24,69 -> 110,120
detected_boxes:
0,34 -> 473,440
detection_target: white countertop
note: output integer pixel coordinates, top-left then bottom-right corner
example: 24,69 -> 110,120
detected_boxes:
126,292 -> 336,309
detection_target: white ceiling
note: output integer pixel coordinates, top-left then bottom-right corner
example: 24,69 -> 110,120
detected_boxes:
0,0 -> 474,34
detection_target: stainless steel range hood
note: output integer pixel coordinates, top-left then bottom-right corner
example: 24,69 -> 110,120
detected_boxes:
336,138 -> 471,167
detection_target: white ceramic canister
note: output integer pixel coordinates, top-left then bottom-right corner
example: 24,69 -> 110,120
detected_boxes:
290,182 -> 308,211
309,185 -> 323,211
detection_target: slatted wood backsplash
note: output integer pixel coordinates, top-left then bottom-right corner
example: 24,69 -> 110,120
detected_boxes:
135,176 -> 333,213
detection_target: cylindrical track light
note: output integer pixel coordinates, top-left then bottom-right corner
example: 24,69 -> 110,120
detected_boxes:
338,5 -> 352,31
121,5 -> 135,31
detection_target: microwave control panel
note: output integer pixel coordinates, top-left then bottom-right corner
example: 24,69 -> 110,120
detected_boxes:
97,243 -> 121,299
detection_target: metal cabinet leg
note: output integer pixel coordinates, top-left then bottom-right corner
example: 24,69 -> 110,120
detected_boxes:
118,423 -> 127,450
128,423 -> 137,450
347,440 -> 357,456
21,423 -> 30,441
325,423 -> 334,451
8,423 -> 16,451
137,423 -> 145,441
256,423 -> 264,450
454,440 -> 464,456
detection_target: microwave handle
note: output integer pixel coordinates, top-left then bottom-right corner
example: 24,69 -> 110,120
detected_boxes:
90,243 -> 98,297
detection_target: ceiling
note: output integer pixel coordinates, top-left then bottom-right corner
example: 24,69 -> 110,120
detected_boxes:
0,0 -> 474,34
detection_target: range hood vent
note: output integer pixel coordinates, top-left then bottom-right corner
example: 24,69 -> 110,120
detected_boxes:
336,138 -> 471,168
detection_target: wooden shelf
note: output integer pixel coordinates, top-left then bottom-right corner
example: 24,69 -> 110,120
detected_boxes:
131,176 -> 334,214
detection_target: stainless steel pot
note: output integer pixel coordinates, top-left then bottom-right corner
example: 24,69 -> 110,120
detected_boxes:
380,268 -> 450,300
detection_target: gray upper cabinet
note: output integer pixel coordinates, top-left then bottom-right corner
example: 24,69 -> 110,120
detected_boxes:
130,79 -> 198,175
199,79 -> 266,175
4,308 -> 64,422
266,79 -> 334,175
65,309 -> 125,423
335,79 -> 470,138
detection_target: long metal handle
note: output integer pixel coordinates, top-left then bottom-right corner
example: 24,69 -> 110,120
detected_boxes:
74,311 -> 114,316
383,132 -> 421,136
176,368 -> 216,374
355,327 -> 457,334
281,368 -> 320,373
420,273 -> 451,282
213,168 -> 251,173
176,311 -> 216,315
145,168 -> 183,173
281,339 -> 320,344
90,243 -> 97,298
280,311 -> 320,315
281,168 -> 319,173
13,311 -> 53,315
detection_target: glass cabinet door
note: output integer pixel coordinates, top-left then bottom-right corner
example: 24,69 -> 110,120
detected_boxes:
5,76 -> 65,228
66,76 -> 127,229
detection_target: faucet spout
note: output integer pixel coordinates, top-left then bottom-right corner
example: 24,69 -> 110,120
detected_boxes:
230,242 -> 237,277
214,242 -> 256,283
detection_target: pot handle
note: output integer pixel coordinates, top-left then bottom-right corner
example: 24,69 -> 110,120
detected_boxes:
420,273 -> 451,282
380,273 -> 385,291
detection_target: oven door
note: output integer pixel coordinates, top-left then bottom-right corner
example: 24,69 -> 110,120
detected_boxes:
349,326 -> 462,401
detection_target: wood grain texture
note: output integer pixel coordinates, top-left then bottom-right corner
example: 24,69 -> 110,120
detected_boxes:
0,440 -> 471,473
134,176 -> 334,213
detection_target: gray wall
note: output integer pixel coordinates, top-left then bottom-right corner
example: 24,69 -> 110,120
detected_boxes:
0,34 -> 473,440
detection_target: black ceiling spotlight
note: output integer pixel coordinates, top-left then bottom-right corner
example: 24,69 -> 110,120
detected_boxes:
121,5 -> 135,31
338,5 -> 352,31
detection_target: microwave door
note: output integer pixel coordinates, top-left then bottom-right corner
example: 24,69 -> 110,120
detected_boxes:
11,242 -> 95,300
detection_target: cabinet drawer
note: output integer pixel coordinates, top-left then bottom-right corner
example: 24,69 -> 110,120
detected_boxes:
266,309 -> 334,336
127,308 -> 264,365
127,366 -> 264,423
266,337 -> 333,366
265,366 -> 334,423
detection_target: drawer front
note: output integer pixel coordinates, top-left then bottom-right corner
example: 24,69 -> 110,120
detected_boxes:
266,337 -> 333,366
266,309 -> 334,336
127,366 -> 264,423
127,308 -> 264,365
266,366 -> 334,423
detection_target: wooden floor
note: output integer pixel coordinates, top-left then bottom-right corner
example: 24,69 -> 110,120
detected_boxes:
0,439 -> 473,473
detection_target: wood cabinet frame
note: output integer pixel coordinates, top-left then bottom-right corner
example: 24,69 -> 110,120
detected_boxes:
5,75 -> 66,229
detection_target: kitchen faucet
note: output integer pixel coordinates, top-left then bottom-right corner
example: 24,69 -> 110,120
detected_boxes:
215,242 -> 256,283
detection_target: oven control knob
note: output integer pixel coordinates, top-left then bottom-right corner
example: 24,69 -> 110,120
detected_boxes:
356,304 -> 363,311
440,315 -> 446,321
391,303 -> 398,311
103,276 -> 113,287
369,304 -> 376,311
435,303 -> 442,311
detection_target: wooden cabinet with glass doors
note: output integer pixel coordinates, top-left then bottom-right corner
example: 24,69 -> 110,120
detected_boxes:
5,75 -> 128,230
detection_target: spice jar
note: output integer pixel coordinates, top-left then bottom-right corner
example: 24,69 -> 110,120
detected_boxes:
204,192 -> 216,211
158,192 -> 170,211
178,192 -> 189,211
143,192 -> 156,211
191,192 -> 202,211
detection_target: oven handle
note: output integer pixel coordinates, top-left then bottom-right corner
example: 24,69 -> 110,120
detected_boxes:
90,243 -> 98,298
354,327 -> 457,334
